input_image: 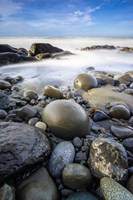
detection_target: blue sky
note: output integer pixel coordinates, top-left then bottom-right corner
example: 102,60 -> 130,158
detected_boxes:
0,0 -> 133,37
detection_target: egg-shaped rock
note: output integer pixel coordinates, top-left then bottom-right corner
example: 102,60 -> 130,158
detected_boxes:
41,100 -> 90,140
74,73 -> 98,91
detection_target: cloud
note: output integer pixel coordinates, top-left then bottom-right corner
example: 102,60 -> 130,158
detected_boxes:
0,0 -> 23,19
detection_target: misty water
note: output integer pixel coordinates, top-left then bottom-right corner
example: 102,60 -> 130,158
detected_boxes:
0,37 -> 133,92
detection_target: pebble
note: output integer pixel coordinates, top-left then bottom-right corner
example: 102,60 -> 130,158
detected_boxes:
0,80 -> 12,89
108,105 -> 130,120
0,109 -> 7,119
48,141 -> 75,178
92,111 -> 110,122
18,105 -> 38,121
72,137 -> 83,148
123,138 -> 133,152
35,121 -> 47,131
111,124 -> 133,139
100,177 -> 133,200
62,163 -> 91,190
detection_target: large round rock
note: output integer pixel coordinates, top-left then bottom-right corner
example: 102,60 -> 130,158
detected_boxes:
74,73 -> 98,91
41,100 -> 90,140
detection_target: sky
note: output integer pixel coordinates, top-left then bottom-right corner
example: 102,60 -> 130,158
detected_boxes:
0,0 -> 133,37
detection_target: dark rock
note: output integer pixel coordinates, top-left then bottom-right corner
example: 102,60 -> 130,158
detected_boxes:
0,109 -> 7,119
127,175 -> 133,194
118,73 -> 133,86
0,122 -> 51,183
17,48 -> 28,56
0,52 -> 20,65
81,45 -> 116,51
0,80 -> 12,89
18,105 -> 38,121
72,137 -> 83,148
62,163 -> 91,190
125,89 -> 133,95
118,47 -> 133,53
28,43 -> 63,57
48,141 -> 75,178
42,100 -> 90,140
0,91 -> 10,110
0,44 -> 17,53
5,114 -> 23,122
17,167 -> 59,200
66,192 -> 98,200
100,177 -> 133,200
93,111 -> 110,122
89,138 -> 128,181
74,73 -> 98,91
35,53 -> 51,59
61,189 -> 73,197
0,184 -> 15,200
108,105 -> 130,120
111,125 -> 133,139
123,138 -> 133,152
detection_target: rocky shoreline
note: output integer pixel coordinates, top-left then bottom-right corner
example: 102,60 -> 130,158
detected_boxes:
0,43 -> 133,200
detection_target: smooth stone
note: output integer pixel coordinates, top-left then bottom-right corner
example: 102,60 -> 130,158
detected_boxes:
17,167 -> 59,200
0,91 -> 10,110
72,137 -> 83,148
42,100 -> 90,140
108,105 -> 130,120
18,105 -> 38,121
74,73 -> 98,91
28,117 -> 40,126
0,80 -> 12,89
28,43 -> 63,56
0,109 -> 7,119
89,138 -> 128,181
100,177 -> 133,200
0,184 -> 15,200
111,125 -> 133,139
75,151 -> 87,162
49,141 -> 75,178
125,89 -> 133,95
62,163 -> 91,190
93,111 -> 110,122
123,138 -> 133,152
44,85 -> 63,99
0,122 -> 51,183
23,90 -> 38,100
119,83 -> 127,91
127,175 -> 133,194
61,189 -> 73,197
35,121 -> 47,131
66,192 -> 98,200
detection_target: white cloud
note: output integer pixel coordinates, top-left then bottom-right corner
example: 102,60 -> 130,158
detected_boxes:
0,0 -> 23,19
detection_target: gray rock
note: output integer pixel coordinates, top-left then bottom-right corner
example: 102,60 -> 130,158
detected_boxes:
42,100 -> 90,140
0,184 -> 15,200
74,73 -> 98,91
0,91 -> 10,110
16,167 -> 59,200
93,111 -> 110,122
49,141 -> 75,178
23,90 -> 38,100
44,85 -> 63,99
125,89 -> 133,95
0,109 -> 7,119
118,73 -> 133,86
81,45 -> 116,51
108,105 -> 130,120
123,138 -> 133,152
0,122 -> 51,183
127,175 -> 133,194
28,117 -> 40,126
0,80 -> 12,89
66,192 -> 98,200
89,138 -> 128,181
18,105 -> 38,121
100,177 -> 133,200
119,83 -> 127,91
28,43 -> 63,56
111,125 -> 133,139
62,163 -> 91,190
72,137 -> 83,148
75,151 -> 87,162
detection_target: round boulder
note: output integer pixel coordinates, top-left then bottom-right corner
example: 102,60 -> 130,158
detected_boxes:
62,163 -> 91,190
74,73 -> 98,91
108,105 -> 130,120
44,85 -> 63,99
89,138 -> 128,181
41,100 -> 90,140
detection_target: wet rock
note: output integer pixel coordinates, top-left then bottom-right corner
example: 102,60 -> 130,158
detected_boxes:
125,89 -> 133,95
44,85 -> 63,99
28,43 -> 63,56
61,189 -> 73,197
0,80 -> 12,89
0,52 -> 20,65
62,163 -> 91,190
100,177 -> 133,200
23,90 -> 38,100
0,184 -> 15,200
108,105 -> 130,120
49,141 -> 75,178
0,122 -> 51,183
17,167 -> 59,200
81,45 -> 116,51
18,105 -> 38,121
0,91 -> 10,110
28,117 -> 40,126
0,109 -> 7,119
0,44 -> 18,53
35,53 -> 51,59
75,151 -> 87,162
74,73 -> 98,91
89,138 -> 128,181
111,125 -> 133,139
118,47 -> 133,53
127,175 -> 133,194
72,137 -> 83,148
51,51 -> 74,59
66,192 -> 98,200
17,47 -> 28,56
42,100 -> 90,140
123,138 -> 133,152
118,73 -> 133,86
5,114 -> 23,122
35,121 -> 47,131
93,111 -> 110,122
